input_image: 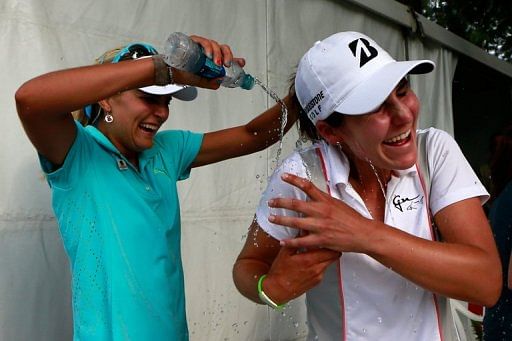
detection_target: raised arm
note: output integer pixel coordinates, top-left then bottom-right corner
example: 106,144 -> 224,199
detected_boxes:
15,59 -> 157,165
192,93 -> 301,167
15,35 -> 229,166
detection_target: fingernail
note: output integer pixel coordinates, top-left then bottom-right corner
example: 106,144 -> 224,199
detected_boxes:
206,52 -> 213,59
279,240 -> 285,246
281,173 -> 290,180
268,215 -> 276,222
215,58 -> 222,65
226,60 -> 232,67
268,199 -> 275,206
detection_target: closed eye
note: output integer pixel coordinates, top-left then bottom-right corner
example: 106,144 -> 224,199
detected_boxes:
396,78 -> 410,97
139,94 -> 172,106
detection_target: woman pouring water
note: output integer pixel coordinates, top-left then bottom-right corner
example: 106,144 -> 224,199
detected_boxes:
15,34 -> 299,340
233,31 -> 501,340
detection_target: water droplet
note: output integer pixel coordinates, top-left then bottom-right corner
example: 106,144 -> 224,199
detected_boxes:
254,77 -> 288,165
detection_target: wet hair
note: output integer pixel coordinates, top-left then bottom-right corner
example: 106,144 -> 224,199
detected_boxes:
489,124 -> 512,199
288,71 -> 344,141
73,46 -> 128,126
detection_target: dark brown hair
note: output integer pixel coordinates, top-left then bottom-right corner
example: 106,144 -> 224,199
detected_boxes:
288,72 -> 344,141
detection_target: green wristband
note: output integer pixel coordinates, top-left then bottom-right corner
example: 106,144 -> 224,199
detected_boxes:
257,274 -> 286,310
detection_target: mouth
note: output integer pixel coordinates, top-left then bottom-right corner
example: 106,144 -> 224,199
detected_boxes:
383,130 -> 411,146
138,122 -> 159,134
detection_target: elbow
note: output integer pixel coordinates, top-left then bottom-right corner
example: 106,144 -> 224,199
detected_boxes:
15,83 -> 34,118
488,269 -> 504,307
482,289 -> 501,308
479,268 -> 502,308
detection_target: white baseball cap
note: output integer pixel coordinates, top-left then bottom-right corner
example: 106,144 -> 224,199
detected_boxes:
295,31 -> 435,124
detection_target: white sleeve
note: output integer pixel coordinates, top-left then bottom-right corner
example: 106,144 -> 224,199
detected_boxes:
256,153 -> 309,241
425,128 -> 489,215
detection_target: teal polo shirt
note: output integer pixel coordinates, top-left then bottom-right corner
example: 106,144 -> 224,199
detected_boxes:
40,121 -> 203,341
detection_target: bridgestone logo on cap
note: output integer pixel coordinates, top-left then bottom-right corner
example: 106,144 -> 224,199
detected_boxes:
304,90 -> 325,113
348,38 -> 378,67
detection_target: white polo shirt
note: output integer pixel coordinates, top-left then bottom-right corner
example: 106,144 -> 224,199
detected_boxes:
256,128 -> 488,341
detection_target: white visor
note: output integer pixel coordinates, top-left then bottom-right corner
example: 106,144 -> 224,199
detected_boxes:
139,84 -> 198,101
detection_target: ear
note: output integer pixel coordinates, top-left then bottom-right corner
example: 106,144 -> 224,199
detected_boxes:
98,99 -> 111,113
316,120 -> 341,145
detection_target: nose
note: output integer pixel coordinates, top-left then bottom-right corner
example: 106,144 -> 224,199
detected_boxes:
154,104 -> 169,122
384,94 -> 413,125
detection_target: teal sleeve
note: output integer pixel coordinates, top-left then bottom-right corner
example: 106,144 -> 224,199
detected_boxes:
38,120 -> 91,190
154,130 -> 204,181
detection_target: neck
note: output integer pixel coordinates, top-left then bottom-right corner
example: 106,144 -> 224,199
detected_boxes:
96,123 -> 140,171
345,153 -> 391,222
350,159 -> 389,193
341,147 -> 391,191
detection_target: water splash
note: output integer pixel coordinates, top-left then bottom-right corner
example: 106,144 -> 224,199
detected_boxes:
366,158 -> 387,200
254,78 -> 288,166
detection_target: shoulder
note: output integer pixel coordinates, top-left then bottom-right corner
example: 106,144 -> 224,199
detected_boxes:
154,129 -> 203,142
417,127 -> 454,146
417,127 -> 461,162
273,142 -> 326,179
420,128 -> 489,212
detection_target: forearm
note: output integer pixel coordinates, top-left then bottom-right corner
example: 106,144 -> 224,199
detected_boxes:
15,58 -> 155,119
192,94 -> 301,167
232,259 -> 269,304
367,221 -> 501,306
244,94 -> 300,148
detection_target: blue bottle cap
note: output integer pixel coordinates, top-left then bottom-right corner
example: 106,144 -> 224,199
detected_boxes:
241,74 -> 255,90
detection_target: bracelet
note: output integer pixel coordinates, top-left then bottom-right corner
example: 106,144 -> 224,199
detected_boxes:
257,274 -> 286,310
152,54 -> 173,85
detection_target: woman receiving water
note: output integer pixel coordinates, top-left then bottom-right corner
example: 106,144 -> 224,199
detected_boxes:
233,31 -> 501,341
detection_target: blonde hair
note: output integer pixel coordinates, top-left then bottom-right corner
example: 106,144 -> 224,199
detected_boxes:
73,45 -> 127,125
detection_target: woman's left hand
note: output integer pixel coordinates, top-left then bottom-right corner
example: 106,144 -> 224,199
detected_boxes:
268,172 -> 375,253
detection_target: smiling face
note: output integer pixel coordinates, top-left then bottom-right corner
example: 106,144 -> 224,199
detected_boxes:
319,79 -> 420,171
97,89 -> 171,163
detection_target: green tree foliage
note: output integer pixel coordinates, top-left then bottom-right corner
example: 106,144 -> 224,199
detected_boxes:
397,0 -> 512,61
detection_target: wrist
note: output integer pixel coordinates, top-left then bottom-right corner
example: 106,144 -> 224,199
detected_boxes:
152,54 -> 173,85
363,220 -> 389,256
257,274 -> 287,310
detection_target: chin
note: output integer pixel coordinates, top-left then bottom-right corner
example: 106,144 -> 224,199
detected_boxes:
396,155 -> 418,170
136,139 -> 154,151
395,161 -> 416,170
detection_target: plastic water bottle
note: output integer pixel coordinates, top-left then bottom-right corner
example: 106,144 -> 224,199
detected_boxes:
221,62 -> 255,90
163,32 -> 255,90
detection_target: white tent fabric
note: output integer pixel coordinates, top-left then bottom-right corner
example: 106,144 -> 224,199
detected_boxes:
1,0 -> 457,340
